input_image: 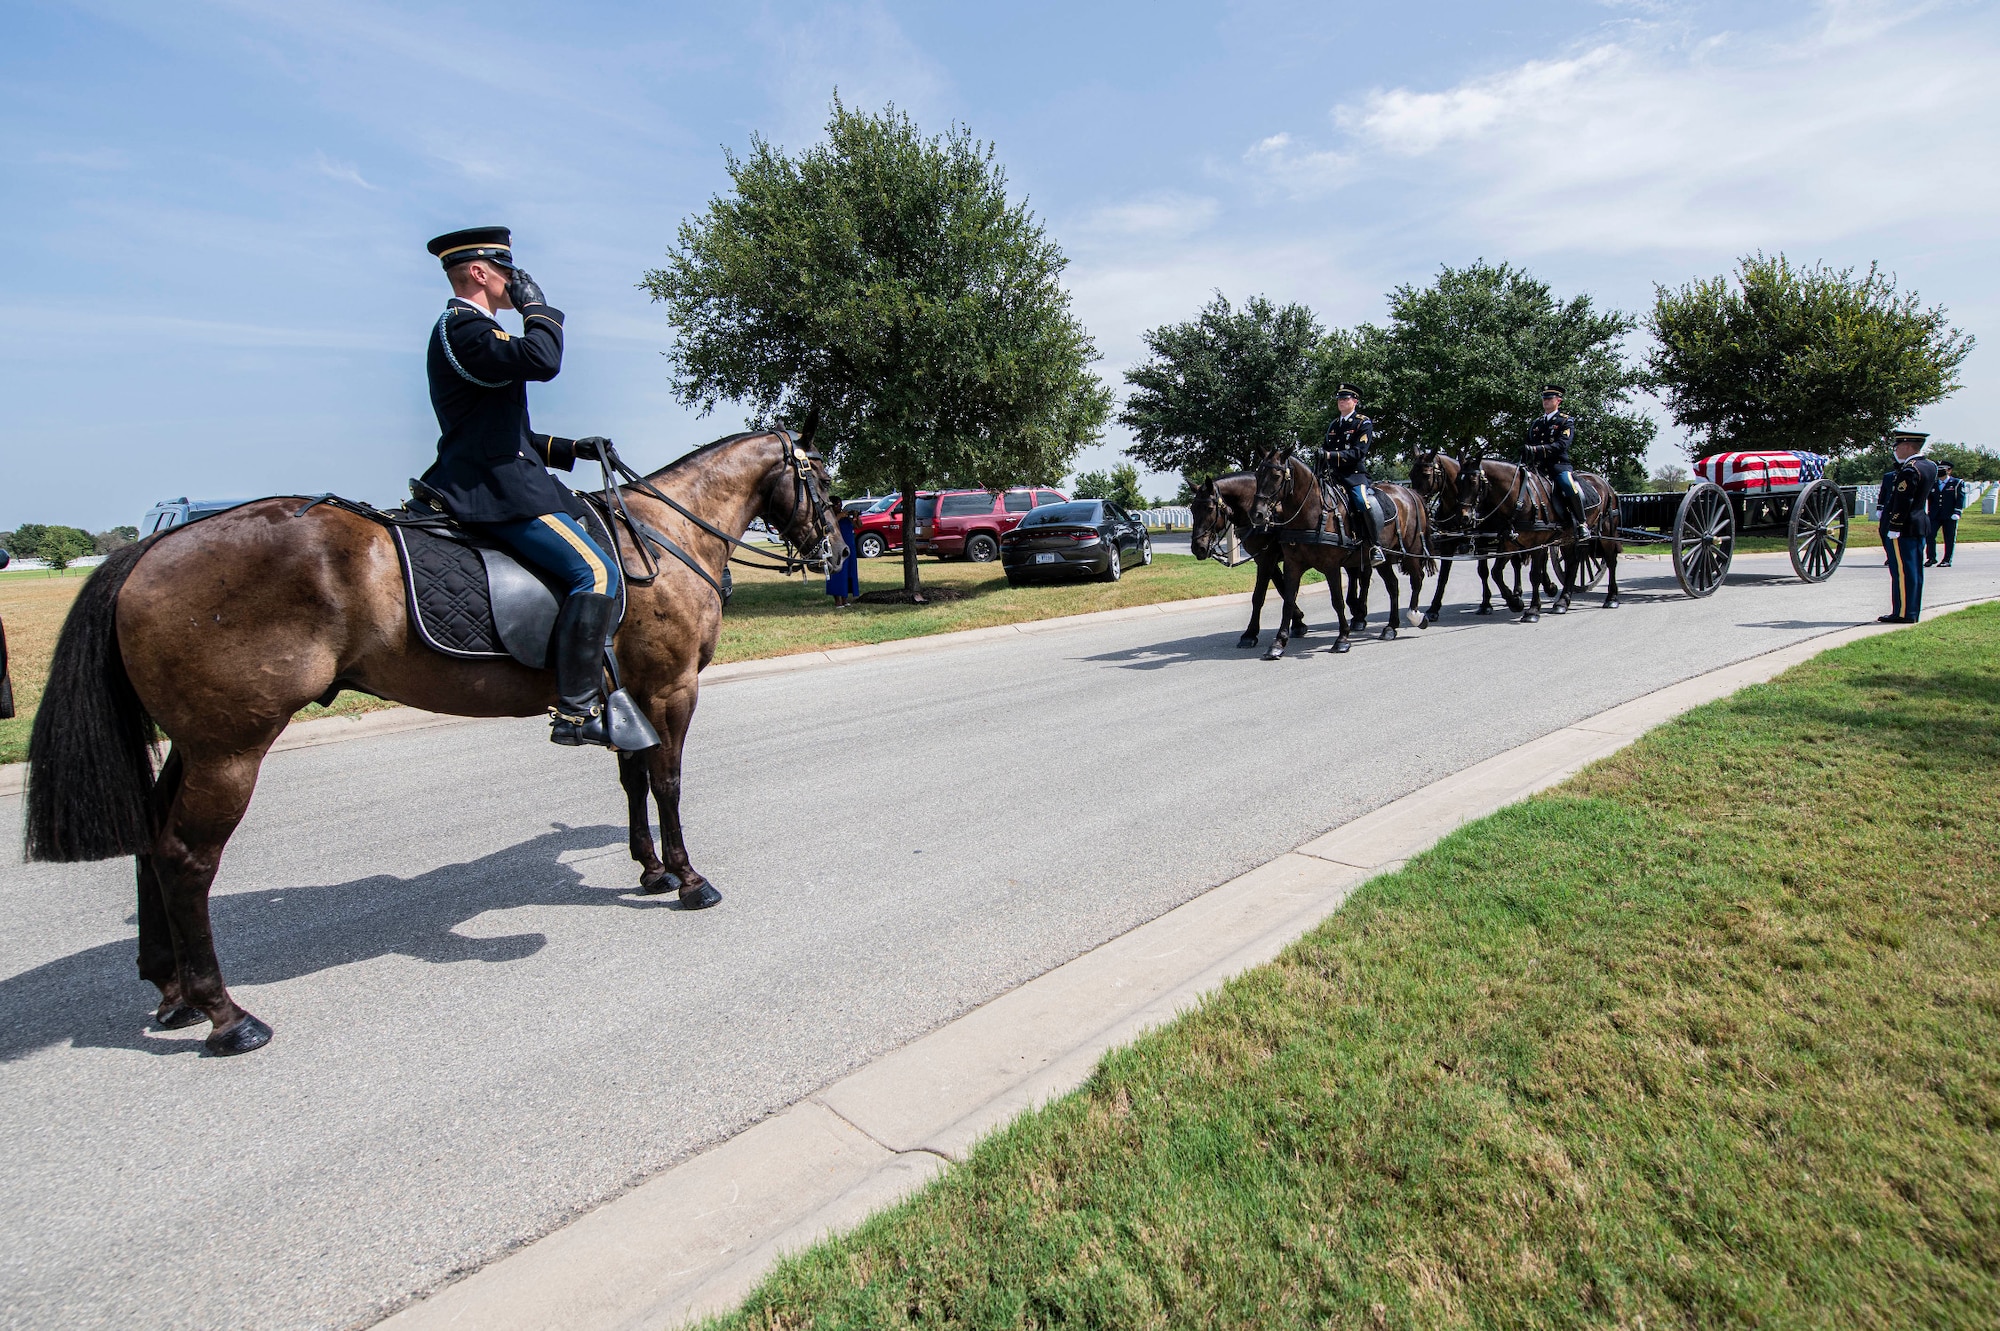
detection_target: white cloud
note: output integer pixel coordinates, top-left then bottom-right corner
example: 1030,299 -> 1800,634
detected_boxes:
1241,131 -> 1352,196
313,150 -> 378,190
1249,6 -> 2000,254
1077,191 -> 1221,240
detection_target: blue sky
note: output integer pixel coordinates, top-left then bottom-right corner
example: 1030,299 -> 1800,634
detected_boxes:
4,0 -> 1996,530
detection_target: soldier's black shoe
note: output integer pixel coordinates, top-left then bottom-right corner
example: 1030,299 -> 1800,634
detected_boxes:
550,591 -> 619,748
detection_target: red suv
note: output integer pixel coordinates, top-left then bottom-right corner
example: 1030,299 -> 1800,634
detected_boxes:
852,492 -> 936,559
917,487 -> 1069,561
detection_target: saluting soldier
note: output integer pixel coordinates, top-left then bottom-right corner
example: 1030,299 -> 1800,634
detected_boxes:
1320,386 -> 1381,563
1524,386 -> 1589,543
1877,433 -> 1938,623
421,226 -> 623,747
1928,460 -> 1965,567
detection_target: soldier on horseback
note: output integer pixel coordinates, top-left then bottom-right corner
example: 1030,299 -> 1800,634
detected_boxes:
1320,386 -> 1381,564
1524,386 -> 1590,544
422,226 -> 623,748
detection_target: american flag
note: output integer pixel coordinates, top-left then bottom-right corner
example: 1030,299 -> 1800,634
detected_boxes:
1694,451 -> 1828,492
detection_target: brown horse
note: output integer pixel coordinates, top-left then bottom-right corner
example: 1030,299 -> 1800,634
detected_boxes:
1249,451 -> 1432,658
1187,474 -> 1311,648
24,430 -> 843,1055
1450,456 -> 1622,620
1408,450 -> 1560,619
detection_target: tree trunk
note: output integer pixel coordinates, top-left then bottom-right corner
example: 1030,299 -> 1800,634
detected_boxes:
899,476 -> 925,602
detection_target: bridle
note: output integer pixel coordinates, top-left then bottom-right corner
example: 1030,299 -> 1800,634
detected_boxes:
591,430 -> 839,603
1252,450 -> 1305,531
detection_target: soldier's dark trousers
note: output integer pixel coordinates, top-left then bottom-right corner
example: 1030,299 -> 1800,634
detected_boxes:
1934,516 -> 1958,565
1887,529 -> 1926,620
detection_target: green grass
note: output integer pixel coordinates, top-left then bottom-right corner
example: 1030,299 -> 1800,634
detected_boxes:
707,603 -> 2000,1330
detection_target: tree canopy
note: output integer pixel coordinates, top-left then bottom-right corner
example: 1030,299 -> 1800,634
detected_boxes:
5,523 -> 95,569
1119,293 -> 1323,485
1068,461 -> 1150,510
643,97 -> 1109,595
1319,261 -> 1654,487
1649,253 -> 1974,459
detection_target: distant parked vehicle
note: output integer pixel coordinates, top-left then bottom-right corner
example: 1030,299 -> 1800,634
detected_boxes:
839,495 -> 888,517
141,497 -> 249,535
853,492 -> 936,559
916,486 -> 1069,562
1000,499 -> 1152,585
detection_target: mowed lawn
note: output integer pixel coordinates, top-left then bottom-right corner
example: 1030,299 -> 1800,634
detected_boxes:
707,603 -> 2000,1330
0,551 -> 1282,765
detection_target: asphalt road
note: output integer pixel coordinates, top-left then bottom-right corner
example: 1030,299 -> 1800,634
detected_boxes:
4,547 -> 1997,1330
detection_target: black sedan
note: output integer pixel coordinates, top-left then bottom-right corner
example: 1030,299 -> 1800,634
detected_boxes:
1000,500 -> 1152,585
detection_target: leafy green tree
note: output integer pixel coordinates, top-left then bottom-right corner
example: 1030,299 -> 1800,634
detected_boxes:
1119,294 -> 1323,489
644,97 -> 1109,599
1316,261 -> 1654,488
13,523 -> 94,571
93,526 -> 138,555
1649,253 -> 1974,459
1069,462 -> 1148,510
1647,463 -> 1691,493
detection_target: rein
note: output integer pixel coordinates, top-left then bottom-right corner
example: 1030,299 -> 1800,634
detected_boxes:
592,432 -> 837,602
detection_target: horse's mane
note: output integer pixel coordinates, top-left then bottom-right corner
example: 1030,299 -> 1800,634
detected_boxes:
641,429 -> 790,482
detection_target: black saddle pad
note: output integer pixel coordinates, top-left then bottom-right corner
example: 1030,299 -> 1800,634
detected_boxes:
1315,480 -> 1398,533
390,496 -> 622,665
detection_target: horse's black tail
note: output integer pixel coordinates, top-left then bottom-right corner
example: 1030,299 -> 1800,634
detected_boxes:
25,541 -> 158,862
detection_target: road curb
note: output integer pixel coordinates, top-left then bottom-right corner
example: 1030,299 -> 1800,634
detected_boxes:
373,594 -> 2000,1331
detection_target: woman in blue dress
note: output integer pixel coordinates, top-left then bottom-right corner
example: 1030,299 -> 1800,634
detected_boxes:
825,511 -> 860,607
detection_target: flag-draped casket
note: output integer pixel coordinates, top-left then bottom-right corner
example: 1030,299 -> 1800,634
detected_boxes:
1692,451 -> 1829,492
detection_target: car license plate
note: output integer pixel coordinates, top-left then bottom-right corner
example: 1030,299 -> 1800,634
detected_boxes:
1035,552 -> 1058,564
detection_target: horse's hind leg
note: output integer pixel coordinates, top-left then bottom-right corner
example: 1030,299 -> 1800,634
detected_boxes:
153,748 -> 272,1054
619,751 -> 671,891
1265,556 -> 1303,660
137,751 -> 203,1030
1603,547 -> 1621,609
1521,550 -> 1546,623
1375,564 -> 1401,640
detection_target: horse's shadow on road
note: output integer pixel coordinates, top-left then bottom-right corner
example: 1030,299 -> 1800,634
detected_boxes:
0,823 -> 652,1063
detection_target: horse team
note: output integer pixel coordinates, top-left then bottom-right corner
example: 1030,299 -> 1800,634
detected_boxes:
1190,448 -> 1624,659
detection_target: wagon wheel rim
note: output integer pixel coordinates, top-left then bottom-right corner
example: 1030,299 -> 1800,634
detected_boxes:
1788,479 -> 1849,583
1672,482 -> 1735,598
1576,549 -> 1607,590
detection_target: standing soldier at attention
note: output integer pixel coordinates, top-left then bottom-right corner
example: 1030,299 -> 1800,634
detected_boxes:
1929,460 -> 1965,567
1524,386 -> 1590,544
1320,385 -> 1380,564
1877,432 -> 1938,623
421,226 -> 624,747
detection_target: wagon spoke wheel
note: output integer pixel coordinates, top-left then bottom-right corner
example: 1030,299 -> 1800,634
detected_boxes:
1573,547 -> 1608,591
1672,481 -> 1735,598
1788,477 -> 1849,583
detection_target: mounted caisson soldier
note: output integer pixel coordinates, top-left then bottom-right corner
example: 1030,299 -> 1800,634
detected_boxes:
1319,385 -> 1381,564
422,226 -> 623,747
1524,386 -> 1590,544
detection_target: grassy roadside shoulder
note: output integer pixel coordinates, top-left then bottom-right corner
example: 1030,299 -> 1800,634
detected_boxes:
0,553 -> 1288,765
707,603 -> 2000,1329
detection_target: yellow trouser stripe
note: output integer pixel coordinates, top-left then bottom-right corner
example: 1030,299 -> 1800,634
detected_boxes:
1890,538 -> 1905,611
537,514 -> 609,595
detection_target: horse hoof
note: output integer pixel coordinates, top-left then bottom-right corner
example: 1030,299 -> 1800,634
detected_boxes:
204,1012 -> 273,1056
1521,613 -> 1540,624
639,867 -> 682,895
1550,603 -> 1568,615
678,882 -> 722,910
1332,639 -> 1352,654
154,1002 -> 205,1031
1379,626 -> 1397,641
1604,598 -> 1620,609
1475,606 -> 1492,616
1235,635 -> 1258,649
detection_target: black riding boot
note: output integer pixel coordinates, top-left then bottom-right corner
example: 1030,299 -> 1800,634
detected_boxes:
550,591 -> 617,748
1355,499 -> 1381,563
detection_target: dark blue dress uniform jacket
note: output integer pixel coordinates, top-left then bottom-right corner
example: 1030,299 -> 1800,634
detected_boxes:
422,297 -> 581,524
1525,412 -> 1576,470
1881,456 -> 1939,536
1321,415 -> 1374,483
